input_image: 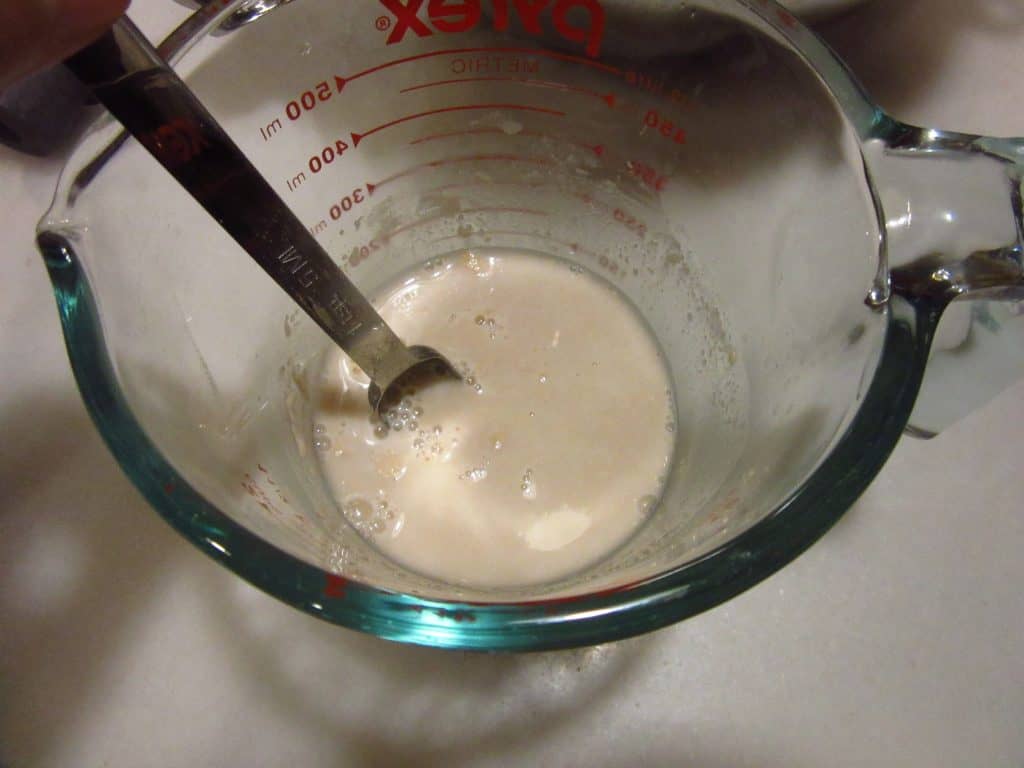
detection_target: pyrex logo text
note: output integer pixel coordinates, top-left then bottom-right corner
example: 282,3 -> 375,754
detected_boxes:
379,0 -> 607,58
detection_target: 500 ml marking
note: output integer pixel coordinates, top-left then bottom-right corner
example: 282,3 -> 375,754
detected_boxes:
286,81 -> 334,121
260,117 -> 282,142
262,81 -> 333,142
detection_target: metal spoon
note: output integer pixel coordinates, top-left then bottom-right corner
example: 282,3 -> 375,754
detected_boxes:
64,17 -> 458,413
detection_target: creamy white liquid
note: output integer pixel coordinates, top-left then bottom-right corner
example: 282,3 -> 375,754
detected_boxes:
312,250 -> 675,588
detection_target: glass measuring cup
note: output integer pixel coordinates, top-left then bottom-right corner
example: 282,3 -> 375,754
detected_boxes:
37,0 -> 1023,650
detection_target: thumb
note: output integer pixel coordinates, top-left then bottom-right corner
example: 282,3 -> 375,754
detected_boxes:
0,0 -> 131,90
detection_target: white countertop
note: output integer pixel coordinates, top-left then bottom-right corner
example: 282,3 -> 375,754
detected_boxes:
2,1 -> 1023,765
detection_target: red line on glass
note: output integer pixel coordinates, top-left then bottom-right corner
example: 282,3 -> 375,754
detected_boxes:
408,127 -> 602,157
368,153 -> 550,193
334,47 -> 622,93
351,104 -> 564,146
382,207 -> 549,242
400,77 -> 617,107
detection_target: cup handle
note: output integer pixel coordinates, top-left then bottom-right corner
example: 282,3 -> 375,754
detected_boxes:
864,120 -> 1024,436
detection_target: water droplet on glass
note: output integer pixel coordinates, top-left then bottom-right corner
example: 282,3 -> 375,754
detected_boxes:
637,494 -> 658,516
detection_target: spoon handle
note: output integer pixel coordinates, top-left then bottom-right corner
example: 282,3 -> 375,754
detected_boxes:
65,17 -> 420,385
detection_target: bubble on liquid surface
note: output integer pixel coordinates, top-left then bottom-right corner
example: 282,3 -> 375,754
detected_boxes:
460,466 -> 489,483
521,469 -> 537,500
343,497 -> 372,522
381,397 -> 422,434
311,247 -> 692,587
343,496 -> 396,539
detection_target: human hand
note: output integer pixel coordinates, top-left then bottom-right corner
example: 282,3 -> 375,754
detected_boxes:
0,0 -> 130,90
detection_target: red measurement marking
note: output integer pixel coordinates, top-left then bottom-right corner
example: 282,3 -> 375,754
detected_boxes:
352,104 -> 564,146
776,8 -> 799,29
410,127 -> 504,144
400,76 -> 617,108
323,574 -> 348,599
642,108 -> 686,145
627,159 -> 668,192
333,46 -> 621,94
367,153 -> 549,193
432,228 -> 604,262
328,186 -> 367,219
576,192 -> 648,237
423,179 -> 548,195
383,206 -> 548,241
434,608 -> 476,623
409,127 -> 603,157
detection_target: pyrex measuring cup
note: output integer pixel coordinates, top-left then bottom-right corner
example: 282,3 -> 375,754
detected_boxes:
38,0 -> 1024,650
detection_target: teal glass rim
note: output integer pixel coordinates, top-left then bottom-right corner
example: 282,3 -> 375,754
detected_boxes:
36,0 -> 935,650
39,228 -> 932,651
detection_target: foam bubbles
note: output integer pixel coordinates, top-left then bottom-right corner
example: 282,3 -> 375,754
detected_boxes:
460,466 -> 489,483
521,469 -> 537,500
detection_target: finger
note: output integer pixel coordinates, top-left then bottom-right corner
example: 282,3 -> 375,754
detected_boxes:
0,0 -> 130,90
